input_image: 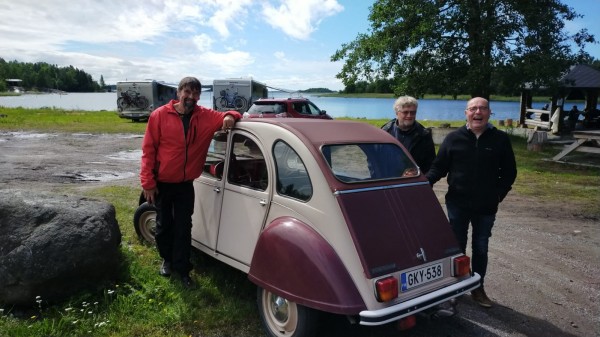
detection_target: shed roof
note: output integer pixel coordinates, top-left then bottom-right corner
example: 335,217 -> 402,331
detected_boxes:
560,64 -> 600,89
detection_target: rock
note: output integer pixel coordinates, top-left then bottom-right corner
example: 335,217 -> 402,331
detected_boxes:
0,190 -> 122,306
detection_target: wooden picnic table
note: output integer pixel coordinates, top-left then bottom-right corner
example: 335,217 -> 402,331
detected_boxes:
552,130 -> 600,161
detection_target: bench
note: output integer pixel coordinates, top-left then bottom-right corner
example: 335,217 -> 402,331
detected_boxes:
553,130 -> 600,162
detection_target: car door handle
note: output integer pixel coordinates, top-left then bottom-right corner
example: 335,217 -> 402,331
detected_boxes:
213,187 -> 221,193
259,199 -> 267,206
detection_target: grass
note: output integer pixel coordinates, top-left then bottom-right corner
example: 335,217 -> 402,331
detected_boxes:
1,107 -> 599,336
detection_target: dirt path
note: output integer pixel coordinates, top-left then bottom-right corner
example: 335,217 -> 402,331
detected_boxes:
1,131 -> 598,336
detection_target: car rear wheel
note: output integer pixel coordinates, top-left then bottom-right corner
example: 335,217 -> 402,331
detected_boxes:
133,202 -> 157,244
257,287 -> 318,337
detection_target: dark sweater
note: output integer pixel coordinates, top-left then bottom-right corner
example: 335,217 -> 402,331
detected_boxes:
381,120 -> 436,173
426,125 -> 517,215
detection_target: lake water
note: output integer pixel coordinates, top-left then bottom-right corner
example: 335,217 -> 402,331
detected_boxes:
0,91 -> 556,121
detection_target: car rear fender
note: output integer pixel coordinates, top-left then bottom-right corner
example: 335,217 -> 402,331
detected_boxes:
248,216 -> 366,315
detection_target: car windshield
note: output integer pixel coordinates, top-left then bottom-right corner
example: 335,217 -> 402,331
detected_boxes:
321,143 -> 419,183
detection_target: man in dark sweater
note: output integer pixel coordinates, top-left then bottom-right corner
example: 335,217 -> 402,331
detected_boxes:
426,97 -> 517,308
382,96 -> 435,174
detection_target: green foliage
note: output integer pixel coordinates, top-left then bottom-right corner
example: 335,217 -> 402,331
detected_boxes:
0,58 -> 102,92
331,0 -> 596,98
0,107 -> 148,134
300,87 -> 334,93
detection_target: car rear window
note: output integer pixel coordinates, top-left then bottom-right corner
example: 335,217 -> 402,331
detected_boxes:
321,143 -> 419,183
247,103 -> 286,115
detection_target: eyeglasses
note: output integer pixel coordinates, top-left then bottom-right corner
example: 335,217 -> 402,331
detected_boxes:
466,106 -> 489,112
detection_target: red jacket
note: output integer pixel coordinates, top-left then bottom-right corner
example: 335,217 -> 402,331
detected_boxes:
140,100 -> 241,190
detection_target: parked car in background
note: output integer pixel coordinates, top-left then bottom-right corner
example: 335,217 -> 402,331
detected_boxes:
134,119 -> 480,337
243,97 -> 333,119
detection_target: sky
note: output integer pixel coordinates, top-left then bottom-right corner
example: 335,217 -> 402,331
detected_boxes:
0,0 -> 598,92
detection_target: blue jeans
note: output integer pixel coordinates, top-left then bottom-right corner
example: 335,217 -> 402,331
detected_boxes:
446,202 -> 496,287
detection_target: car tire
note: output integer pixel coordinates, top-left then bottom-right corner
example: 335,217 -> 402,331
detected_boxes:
133,202 -> 157,244
257,287 -> 318,337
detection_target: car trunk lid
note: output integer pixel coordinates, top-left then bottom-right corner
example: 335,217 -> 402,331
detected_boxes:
335,181 -> 462,279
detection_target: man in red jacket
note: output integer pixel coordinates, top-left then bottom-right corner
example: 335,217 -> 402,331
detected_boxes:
140,77 -> 241,287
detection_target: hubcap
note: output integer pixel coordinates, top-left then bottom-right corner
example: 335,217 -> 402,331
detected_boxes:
270,294 -> 289,322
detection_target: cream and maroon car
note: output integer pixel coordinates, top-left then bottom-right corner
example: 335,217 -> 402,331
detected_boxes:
134,118 -> 480,337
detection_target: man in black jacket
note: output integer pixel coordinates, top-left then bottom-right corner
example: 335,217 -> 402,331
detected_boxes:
427,97 -> 517,308
382,96 -> 435,174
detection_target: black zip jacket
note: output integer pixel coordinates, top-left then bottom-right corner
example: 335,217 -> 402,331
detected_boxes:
381,119 -> 436,173
426,125 -> 517,215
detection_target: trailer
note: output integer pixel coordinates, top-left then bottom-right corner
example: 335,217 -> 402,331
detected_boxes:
116,80 -> 178,121
212,78 -> 268,113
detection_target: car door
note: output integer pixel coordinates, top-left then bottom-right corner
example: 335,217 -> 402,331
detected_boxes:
216,132 -> 271,266
191,132 -> 229,251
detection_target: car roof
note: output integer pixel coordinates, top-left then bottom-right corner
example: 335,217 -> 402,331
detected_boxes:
238,118 -> 393,145
253,97 -> 311,103
236,119 -> 421,191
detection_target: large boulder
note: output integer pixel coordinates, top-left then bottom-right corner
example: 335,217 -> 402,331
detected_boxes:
0,190 -> 122,306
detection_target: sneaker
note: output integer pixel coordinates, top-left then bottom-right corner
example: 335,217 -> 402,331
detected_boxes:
471,287 -> 493,308
159,260 -> 171,277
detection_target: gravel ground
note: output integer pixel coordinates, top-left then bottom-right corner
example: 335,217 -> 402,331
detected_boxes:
1,131 -> 598,337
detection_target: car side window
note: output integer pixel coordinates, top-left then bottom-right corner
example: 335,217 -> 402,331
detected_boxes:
227,134 -> 268,191
273,141 -> 312,201
307,102 -> 322,115
203,132 -> 228,179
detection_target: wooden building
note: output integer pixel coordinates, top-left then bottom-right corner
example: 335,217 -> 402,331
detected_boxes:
520,64 -> 600,133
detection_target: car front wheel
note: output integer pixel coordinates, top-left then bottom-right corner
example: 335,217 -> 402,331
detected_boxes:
133,202 -> 157,244
257,287 -> 318,337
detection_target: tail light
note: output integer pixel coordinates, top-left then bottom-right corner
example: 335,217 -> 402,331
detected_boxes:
375,276 -> 398,302
452,255 -> 471,277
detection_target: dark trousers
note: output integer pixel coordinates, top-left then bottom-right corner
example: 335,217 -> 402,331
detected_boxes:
155,181 -> 195,275
446,202 -> 496,287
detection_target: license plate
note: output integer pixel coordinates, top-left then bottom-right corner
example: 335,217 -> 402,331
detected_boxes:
400,262 -> 443,291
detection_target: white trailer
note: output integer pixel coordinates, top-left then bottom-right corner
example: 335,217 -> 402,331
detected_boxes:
116,80 -> 178,121
212,78 -> 268,112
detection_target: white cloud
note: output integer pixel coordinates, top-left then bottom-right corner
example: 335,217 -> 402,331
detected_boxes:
261,0 -> 343,40
204,0 -> 254,38
0,0 -> 348,90
192,34 -> 214,52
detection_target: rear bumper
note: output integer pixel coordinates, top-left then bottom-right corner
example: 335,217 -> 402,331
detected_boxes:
359,273 -> 481,326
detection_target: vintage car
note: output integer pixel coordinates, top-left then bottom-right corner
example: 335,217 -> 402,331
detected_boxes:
133,119 -> 480,336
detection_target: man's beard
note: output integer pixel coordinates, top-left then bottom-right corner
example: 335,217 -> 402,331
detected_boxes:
184,99 -> 196,112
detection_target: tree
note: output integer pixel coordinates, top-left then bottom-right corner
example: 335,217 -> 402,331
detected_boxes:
331,0 -> 595,99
